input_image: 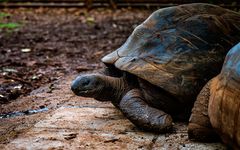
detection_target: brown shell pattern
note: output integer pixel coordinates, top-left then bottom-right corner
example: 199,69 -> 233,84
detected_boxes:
209,43 -> 240,149
102,3 -> 240,100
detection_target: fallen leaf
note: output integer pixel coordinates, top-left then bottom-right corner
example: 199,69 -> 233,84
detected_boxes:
3,68 -> 18,73
86,17 -> 95,24
75,66 -> 92,72
21,48 -> 31,53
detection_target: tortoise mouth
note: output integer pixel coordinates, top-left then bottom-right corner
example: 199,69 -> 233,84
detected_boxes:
75,88 -> 99,97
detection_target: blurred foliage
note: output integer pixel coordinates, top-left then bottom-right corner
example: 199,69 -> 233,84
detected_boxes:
0,12 -> 10,18
0,12 -> 20,30
0,23 -> 20,29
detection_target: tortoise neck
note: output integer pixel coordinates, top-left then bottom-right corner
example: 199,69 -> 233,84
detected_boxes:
94,75 -> 129,106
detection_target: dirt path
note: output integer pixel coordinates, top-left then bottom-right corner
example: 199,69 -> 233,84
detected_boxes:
0,74 -> 225,149
0,7 -> 150,146
0,7 -> 150,104
0,7 -> 227,149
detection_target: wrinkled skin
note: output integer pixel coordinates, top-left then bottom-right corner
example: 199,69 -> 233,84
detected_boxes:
72,4 -> 240,134
71,71 -> 175,132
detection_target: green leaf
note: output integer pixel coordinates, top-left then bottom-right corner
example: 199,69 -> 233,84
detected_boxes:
0,23 -> 20,29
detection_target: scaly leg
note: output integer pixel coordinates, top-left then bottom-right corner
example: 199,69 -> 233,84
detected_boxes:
188,81 -> 220,142
119,89 -> 172,133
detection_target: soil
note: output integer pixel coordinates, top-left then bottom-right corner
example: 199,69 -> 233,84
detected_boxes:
0,7 -> 151,144
0,8 -> 226,149
0,7 -> 151,105
0,74 -> 225,149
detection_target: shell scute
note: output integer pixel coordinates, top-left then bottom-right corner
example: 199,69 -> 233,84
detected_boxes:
102,3 -> 240,100
209,43 -> 240,148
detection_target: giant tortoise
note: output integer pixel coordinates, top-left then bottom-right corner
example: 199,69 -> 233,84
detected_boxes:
71,3 -> 240,133
189,43 -> 240,149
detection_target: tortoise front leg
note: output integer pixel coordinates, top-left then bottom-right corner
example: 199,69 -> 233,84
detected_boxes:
119,89 -> 172,133
188,81 -> 220,142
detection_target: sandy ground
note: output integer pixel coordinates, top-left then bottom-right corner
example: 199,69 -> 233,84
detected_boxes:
0,74 -> 225,150
0,8 -> 150,104
0,7 -> 229,150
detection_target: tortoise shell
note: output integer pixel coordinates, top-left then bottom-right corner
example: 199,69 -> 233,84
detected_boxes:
102,3 -> 240,101
209,43 -> 240,148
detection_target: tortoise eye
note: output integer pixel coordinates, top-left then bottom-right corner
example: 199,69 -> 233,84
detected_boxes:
156,33 -> 161,38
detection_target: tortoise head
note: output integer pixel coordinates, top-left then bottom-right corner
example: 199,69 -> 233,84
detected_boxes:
71,74 -> 107,100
